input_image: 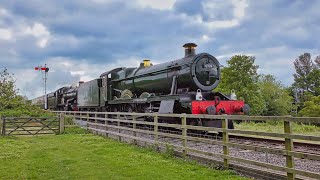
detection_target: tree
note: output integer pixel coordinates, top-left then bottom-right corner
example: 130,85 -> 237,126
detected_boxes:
258,75 -> 293,116
0,68 -> 21,110
0,68 -> 52,117
293,53 -> 313,93
298,96 -> 320,117
216,55 -> 265,115
292,53 -> 320,109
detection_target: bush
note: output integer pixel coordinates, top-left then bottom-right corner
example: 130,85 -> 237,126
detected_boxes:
298,96 -> 320,117
0,105 -> 54,117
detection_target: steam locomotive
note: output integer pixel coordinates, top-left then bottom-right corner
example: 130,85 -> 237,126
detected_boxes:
33,43 -> 249,128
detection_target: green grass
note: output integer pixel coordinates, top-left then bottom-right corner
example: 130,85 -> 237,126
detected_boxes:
0,128 -> 246,180
235,122 -> 320,136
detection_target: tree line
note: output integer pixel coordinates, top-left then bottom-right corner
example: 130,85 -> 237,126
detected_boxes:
216,53 -> 320,117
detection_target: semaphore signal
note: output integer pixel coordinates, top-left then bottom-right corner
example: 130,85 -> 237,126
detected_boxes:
34,64 -> 49,109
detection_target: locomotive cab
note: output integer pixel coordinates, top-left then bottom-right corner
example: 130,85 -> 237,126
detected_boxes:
100,67 -> 124,104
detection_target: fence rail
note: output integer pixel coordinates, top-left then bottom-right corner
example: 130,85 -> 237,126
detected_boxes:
54,111 -> 320,180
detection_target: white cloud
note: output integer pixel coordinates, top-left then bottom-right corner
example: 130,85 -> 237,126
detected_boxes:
201,34 -> 210,42
24,23 -> 50,38
0,8 -> 51,47
0,7 -> 9,16
232,0 -> 248,18
69,0 -> 177,10
0,28 -> 12,40
37,38 -> 48,48
90,0 -> 113,4
216,52 -> 255,62
23,22 -> 51,48
199,0 -> 248,29
14,69 -> 39,96
0,22 -> 51,47
136,0 -> 176,10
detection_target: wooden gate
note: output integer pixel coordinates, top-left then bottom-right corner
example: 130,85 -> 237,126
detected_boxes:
1,116 -> 62,136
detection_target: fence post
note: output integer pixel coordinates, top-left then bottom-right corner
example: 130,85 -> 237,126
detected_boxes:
105,114 -> 108,137
284,120 -> 295,180
222,118 -> 229,169
59,113 -> 65,134
0,115 -> 2,135
86,113 -> 89,131
133,115 -> 137,145
182,114 -> 187,158
1,116 -> 4,136
154,115 -> 158,150
94,113 -> 98,135
117,114 -> 121,142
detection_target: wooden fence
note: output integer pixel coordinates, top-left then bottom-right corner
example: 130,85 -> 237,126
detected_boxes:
55,111 -> 320,180
0,115 -> 64,136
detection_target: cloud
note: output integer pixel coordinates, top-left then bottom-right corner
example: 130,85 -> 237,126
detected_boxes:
23,22 -> 51,48
136,0 -> 176,10
0,28 -> 12,40
202,0 -> 247,28
176,0 -> 248,31
0,7 -> 8,15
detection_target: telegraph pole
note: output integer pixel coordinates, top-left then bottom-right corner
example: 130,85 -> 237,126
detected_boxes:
35,64 -> 49,109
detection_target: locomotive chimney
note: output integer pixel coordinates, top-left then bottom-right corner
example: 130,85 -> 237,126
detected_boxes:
79,81 -> 84,86
183,43 -> 197,57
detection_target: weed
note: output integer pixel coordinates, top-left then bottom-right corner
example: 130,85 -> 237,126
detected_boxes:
163,144 -> 175,158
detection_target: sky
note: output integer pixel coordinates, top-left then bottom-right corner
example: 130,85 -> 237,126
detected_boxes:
0,0 -> 319,99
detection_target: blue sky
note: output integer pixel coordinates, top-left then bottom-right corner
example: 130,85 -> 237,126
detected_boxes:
0,0 -> 319,99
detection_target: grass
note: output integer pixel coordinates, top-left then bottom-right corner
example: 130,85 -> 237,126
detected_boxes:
235,121 -> 320,136
0,127 -> 246,180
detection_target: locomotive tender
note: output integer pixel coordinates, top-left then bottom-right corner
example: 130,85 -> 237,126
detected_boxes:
36,43 -> 249,128
46,86 -> 78,111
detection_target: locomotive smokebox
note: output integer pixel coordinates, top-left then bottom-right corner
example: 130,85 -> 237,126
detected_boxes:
183,43 -> 197,57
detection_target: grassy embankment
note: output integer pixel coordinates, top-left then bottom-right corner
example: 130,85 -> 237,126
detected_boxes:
0,127 -> 246,180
